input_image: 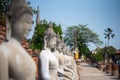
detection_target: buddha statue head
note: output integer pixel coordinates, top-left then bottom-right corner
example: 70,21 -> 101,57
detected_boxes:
65,47 -> 72,56
44,23 -> 57,50
62,43 -> 72,56
6,0 -> 33,42
56,33 -> 64,53
62,44 -> 67,55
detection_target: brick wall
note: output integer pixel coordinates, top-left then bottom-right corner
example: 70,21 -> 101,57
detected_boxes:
0,17 -> 6,44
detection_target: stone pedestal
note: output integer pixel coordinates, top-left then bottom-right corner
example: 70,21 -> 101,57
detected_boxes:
106,64 -> 109,73
111,64 -> 114,76
113,50 -> 120,79
108,63 -> 113,75
112,64 -> 118,77
118,66 -> 120,79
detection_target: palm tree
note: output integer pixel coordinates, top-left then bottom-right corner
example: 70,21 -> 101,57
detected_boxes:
104,28 -> 115,47
104,28 -> 115,74
104,28 -> 115,65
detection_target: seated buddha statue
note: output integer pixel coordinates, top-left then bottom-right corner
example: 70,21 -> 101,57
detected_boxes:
0,0 -> 36,80
39,23 -> 59,80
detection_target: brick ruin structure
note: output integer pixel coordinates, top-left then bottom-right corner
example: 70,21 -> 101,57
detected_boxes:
0,17 -> 6,44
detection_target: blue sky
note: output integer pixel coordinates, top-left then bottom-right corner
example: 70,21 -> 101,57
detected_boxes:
28,0 -> 120,50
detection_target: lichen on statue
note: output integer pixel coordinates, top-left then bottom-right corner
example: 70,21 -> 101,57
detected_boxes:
39,23 -> 59,80
0,0 -> 36,80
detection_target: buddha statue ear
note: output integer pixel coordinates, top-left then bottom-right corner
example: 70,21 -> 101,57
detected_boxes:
6,15 -> 11,41
43,36 -> 47,49
5,0 -> 14,41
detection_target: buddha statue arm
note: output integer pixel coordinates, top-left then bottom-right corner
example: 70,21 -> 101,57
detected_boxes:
0,49 -> 8,80
58,69 -> 73,80
40,51 -> 50,80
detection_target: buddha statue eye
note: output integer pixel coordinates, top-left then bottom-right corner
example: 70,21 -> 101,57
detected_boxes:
28,29 -> 31,32
26,20 -> 32,24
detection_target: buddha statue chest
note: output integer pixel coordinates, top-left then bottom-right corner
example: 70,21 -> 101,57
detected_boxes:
0,39 -> 36,79
54,51 -> 64,66
49,56 -> 58,69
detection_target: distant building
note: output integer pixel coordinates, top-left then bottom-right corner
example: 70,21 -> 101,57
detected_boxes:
92,46 -> 101,54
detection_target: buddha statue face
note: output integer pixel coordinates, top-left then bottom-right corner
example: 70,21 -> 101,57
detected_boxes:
57,42 -> 63,52
12,13 -> 32,41
6,0 -> 33,42
47,36 -> 57,50
62,46 -> 67,54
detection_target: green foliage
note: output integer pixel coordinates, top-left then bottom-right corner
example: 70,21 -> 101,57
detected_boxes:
26,0 -> 37,14
0,0 -> 36,18
104,27 -> 115,46
0,0 -> 10,18
64,24 -> 103,57
91,46 -> 116,61
29,20 -> 63,50
91,48 -> 104,61
78,42 -> 90,57
103,46 -> 116,54
52,22 -> 62,38
104,28 -> 115,40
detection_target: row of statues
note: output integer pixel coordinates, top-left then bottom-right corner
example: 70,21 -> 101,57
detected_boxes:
0,0 -> 78,80
40,24 -> 78,80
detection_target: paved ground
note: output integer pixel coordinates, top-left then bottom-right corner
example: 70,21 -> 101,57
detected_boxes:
78,63 -> 118,80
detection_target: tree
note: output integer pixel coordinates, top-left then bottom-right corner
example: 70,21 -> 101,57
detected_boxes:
104,28 -> 115,47
104,28 -> 115,63
0,0 -> 10,18
29,20 -> 63,50
0,0 -> 36,19
91,46 -> 116,61
78,41 -> 90,57
26,0 -> 37,14
64,24 -> 103,57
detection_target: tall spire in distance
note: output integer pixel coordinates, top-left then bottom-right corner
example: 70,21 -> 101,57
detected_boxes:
36,6 -> 40,25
